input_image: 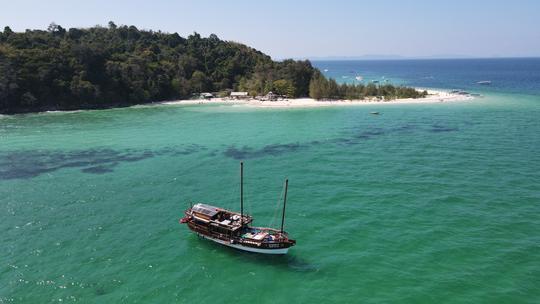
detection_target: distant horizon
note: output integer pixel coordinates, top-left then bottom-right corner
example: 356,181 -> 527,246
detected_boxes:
4,24 -> 539,62
2,0 -> 539,59
300,55 -> 540,61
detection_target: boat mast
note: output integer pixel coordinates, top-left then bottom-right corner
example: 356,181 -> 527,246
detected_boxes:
240,161 -> 244,225
280,179 -> 288,233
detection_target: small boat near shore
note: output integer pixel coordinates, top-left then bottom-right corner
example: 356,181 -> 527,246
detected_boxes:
450,89 -> 471,95
179,162 -> 296,254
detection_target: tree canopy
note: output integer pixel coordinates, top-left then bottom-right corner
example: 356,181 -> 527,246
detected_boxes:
308,71 -> 427,100
0,23 -> 426,114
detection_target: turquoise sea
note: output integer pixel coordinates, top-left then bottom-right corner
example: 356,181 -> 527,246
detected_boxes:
1,59 -> 539,303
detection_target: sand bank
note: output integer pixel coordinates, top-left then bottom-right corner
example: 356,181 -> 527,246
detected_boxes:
158,89 -> 473,109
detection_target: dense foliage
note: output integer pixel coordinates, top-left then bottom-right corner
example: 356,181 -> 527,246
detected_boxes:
0,23 -> 316,113
0,23 -> 426,114
309,72 -> 427,100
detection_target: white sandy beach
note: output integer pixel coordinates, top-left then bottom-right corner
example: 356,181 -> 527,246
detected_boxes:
158,89 -> 473,109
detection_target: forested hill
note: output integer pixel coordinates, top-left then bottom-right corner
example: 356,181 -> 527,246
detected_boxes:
0,22 -> 316,113
0,23 -> 426,114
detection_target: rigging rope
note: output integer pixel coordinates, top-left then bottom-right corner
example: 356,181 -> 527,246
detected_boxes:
224,177 -> 237,211
245,181 -> 252,217
268,182 -> 285,229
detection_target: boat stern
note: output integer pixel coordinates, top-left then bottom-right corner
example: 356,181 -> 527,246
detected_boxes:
287,238 -> 296,247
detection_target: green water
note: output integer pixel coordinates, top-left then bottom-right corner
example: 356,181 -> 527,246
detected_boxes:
1,94 -> 539,303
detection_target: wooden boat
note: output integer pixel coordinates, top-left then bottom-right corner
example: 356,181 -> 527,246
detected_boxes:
179,162 -> 296,254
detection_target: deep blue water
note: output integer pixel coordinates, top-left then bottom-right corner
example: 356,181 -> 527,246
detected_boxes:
313,58 -> 540,96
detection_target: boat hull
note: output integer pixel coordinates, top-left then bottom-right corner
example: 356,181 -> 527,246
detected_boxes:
196,232 -> 290,255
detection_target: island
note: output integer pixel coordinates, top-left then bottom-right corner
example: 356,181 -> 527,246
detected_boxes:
1,23 -> 456,114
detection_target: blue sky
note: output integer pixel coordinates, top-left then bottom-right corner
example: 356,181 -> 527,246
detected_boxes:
2,0 -> 539,59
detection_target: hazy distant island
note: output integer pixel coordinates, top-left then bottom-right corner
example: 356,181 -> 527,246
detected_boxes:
0,22 -> 432,114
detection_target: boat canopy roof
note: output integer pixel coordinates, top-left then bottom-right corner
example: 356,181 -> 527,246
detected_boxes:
192,203 -> 220,217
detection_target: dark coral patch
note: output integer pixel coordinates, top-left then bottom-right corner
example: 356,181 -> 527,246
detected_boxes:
431,125 -> 458,132
224,143 -> 305,160
82,165 -> 115,174
0,145 -> 206,180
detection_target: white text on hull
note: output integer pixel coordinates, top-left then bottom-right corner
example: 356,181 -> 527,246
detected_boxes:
198,233 -> 290,255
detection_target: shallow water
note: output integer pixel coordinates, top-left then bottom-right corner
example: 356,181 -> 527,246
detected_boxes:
1,59 -> 540,303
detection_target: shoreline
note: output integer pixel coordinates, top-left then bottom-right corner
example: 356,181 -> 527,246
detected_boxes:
158,89 -> 473,109
1,89 -> 474,116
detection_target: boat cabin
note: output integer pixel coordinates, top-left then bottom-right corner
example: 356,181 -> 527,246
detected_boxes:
190,203 -> 252,233
188,203 -> 289,244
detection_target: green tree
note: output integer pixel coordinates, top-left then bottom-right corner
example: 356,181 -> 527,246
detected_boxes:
20,92 -> 37,106
273,79 -> 294,97
3,26 -> 13,36
364,83 -> 378,96
70,75 -> 98,103
326,79 -> 340,99
190,70 -> 210,93
0,22 -> 423,114
309,73 -> 325,100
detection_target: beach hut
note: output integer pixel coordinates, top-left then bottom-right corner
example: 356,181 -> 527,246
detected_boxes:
200,92 -> 214,99
265,91 -> 278,101
230,92 -> 249,99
